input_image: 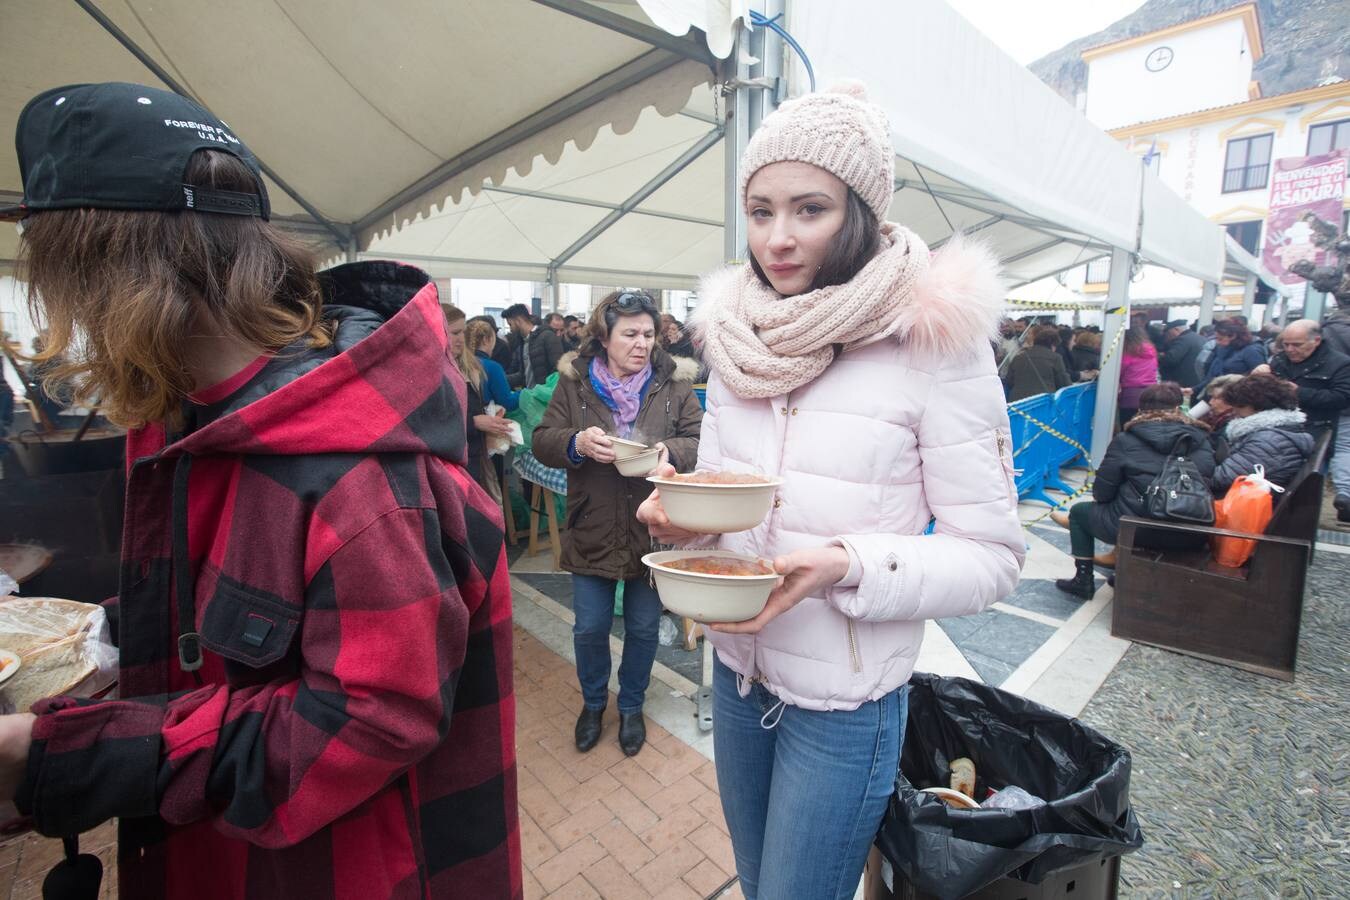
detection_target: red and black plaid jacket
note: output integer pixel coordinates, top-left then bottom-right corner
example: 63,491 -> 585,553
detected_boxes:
16,262 -> 521,899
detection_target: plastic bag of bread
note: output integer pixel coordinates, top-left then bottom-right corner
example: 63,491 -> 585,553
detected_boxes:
0,596 -> 118,714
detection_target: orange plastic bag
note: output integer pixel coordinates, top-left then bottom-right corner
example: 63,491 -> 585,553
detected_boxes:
1212,466 -> 1284,567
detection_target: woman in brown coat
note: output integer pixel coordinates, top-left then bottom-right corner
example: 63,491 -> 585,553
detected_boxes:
533,291 -> 702,756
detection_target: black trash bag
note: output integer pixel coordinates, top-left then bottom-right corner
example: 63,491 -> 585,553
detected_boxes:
876,673 -> 1144,899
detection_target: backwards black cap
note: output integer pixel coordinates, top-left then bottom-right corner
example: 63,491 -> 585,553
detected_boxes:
2,82 -> 269,222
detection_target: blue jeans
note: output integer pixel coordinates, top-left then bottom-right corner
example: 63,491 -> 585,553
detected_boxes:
1329,413 -> 1350,497
572,574 -> 662,714
712,656 -> 906,900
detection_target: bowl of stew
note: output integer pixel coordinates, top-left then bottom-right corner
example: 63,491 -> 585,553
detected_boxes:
646,471 -> 783,534
642,550 -> 779,622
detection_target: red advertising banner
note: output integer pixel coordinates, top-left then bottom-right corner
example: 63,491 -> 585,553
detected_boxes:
1263,151 -> 1348,284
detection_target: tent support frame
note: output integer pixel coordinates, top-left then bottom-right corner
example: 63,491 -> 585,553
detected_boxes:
1091,246 -> 1133,467
482,186 -> 721,228
550,127 -> 725,270
71,0 -> 352,250
529,0 -> 717,65
353,49 -> 693,240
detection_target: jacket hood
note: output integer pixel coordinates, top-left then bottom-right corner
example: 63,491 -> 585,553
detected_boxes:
691,232 -> 1005,359
168,261 -> 466,464
1124,415 -> 1209,454
1225,407 -> 1307,442
556,347 -> 700,384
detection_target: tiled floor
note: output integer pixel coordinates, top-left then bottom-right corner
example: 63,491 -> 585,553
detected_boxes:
513,626 -> 739,899
0,818 -> 116,900
0,627 -> 740,900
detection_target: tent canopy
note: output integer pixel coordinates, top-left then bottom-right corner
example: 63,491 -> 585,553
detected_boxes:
0,0 -> 731,280
2,0 -> 1275,297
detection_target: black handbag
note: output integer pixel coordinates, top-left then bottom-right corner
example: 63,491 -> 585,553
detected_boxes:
1144,433 -> 1215,524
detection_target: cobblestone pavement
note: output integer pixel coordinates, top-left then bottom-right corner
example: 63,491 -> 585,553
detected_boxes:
1077,551 -> 1348,898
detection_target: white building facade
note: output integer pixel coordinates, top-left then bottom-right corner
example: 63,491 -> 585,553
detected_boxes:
1061,4 -> 1350,321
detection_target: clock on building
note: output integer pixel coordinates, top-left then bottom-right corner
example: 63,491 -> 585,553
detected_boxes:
1145,46 -> 1174,72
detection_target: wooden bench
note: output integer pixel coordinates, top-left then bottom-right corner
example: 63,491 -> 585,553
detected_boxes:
1111,432 -> 1331,681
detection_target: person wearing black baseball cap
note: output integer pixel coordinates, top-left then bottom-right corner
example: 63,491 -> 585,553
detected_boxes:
1,81 -> 269,222
0,83 -> 520,899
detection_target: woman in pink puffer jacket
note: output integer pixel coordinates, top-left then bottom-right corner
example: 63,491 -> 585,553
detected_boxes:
639,82 -> 1025,900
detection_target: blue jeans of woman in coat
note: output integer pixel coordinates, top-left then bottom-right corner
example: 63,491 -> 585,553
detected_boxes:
712,656 -> 906,900
572,574 -> 662,713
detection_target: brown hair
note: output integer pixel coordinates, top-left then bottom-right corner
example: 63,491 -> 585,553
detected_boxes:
19,149 -> 330,429
442,305 -> 483,390
1138,381 -> 1184,411
582,291 -> 661,356
1074,331 -> 1102,351
1214,319 -> 1253,346
1123,324 -> 1151,355
749,187 -> 880,295
1030,325 -> 1060,348
1222,373 -> 1299,411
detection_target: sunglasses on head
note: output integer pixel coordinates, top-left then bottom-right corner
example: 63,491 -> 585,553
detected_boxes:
614,291 -> 651,311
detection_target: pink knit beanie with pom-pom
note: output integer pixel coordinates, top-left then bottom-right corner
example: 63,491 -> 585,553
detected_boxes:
738,80 -> 895,222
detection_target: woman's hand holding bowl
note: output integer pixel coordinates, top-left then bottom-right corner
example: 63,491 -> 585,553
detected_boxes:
637,462 -> 706,544
576,426 -> 617,463
710,545 -> 851,635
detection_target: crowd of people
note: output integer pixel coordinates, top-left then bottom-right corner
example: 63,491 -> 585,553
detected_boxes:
0,78 -> 1028,900
4,74 -> 1349,900
1042,314 -> 1350,597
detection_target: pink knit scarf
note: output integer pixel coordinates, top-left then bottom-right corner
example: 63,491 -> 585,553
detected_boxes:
699,224 -> 929,399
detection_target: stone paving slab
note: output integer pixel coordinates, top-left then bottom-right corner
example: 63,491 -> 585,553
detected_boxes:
1076,550 -> 1348,897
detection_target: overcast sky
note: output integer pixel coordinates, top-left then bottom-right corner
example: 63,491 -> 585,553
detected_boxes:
946,0 -> 1148,64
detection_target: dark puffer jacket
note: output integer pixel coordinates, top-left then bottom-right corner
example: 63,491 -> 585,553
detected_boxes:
1159,329 -> 1204,388
1213,408 -> 1316,494
1204,340 -> 1266,379
1270,341 -> 1350,441
522,325 -> 564,388
533,348 -> 703,581
1086,411 -> 1216,543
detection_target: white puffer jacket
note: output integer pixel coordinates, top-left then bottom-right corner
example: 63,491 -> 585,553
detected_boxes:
693,239 -> 1026,711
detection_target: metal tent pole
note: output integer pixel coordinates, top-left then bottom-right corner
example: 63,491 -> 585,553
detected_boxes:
1198,281 -> 1218,328
1242,273 -> 1257,322
1090,247 -> 1132,467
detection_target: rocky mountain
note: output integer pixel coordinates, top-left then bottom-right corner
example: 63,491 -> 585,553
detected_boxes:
1029,0 -> 1350,106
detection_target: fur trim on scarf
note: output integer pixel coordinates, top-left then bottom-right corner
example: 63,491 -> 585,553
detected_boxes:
1224,407 -> 1306,442
691,232 -> 1005,363
1124,408 -> 1211,431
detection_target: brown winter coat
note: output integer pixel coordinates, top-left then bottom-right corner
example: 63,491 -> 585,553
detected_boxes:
533,347 -> 703,580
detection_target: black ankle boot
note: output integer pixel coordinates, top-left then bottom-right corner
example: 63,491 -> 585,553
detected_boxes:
618,711 -> 646,757
574,706 -> 604,753
1336,494 -> 1350,523
1055,559 -> 1096,599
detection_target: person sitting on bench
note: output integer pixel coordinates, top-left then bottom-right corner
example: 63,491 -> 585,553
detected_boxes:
1051,382 -> 1216,598
1211,374 -> 1315,496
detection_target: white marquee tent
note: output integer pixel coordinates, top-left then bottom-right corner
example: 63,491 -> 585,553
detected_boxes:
3,0 -> 1284,296
3,0 -> 1295,462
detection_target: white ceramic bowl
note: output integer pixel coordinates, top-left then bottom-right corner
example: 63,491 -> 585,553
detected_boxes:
608,437 -> 650,460
642,550 -> 779,623
614,448 -> 660,477
647,474 -> 782,534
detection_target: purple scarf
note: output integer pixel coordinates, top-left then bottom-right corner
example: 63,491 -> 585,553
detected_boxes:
589,355 -> 652,438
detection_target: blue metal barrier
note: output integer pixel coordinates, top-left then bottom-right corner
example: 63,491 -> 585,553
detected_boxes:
1007,382 -> 1097,506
